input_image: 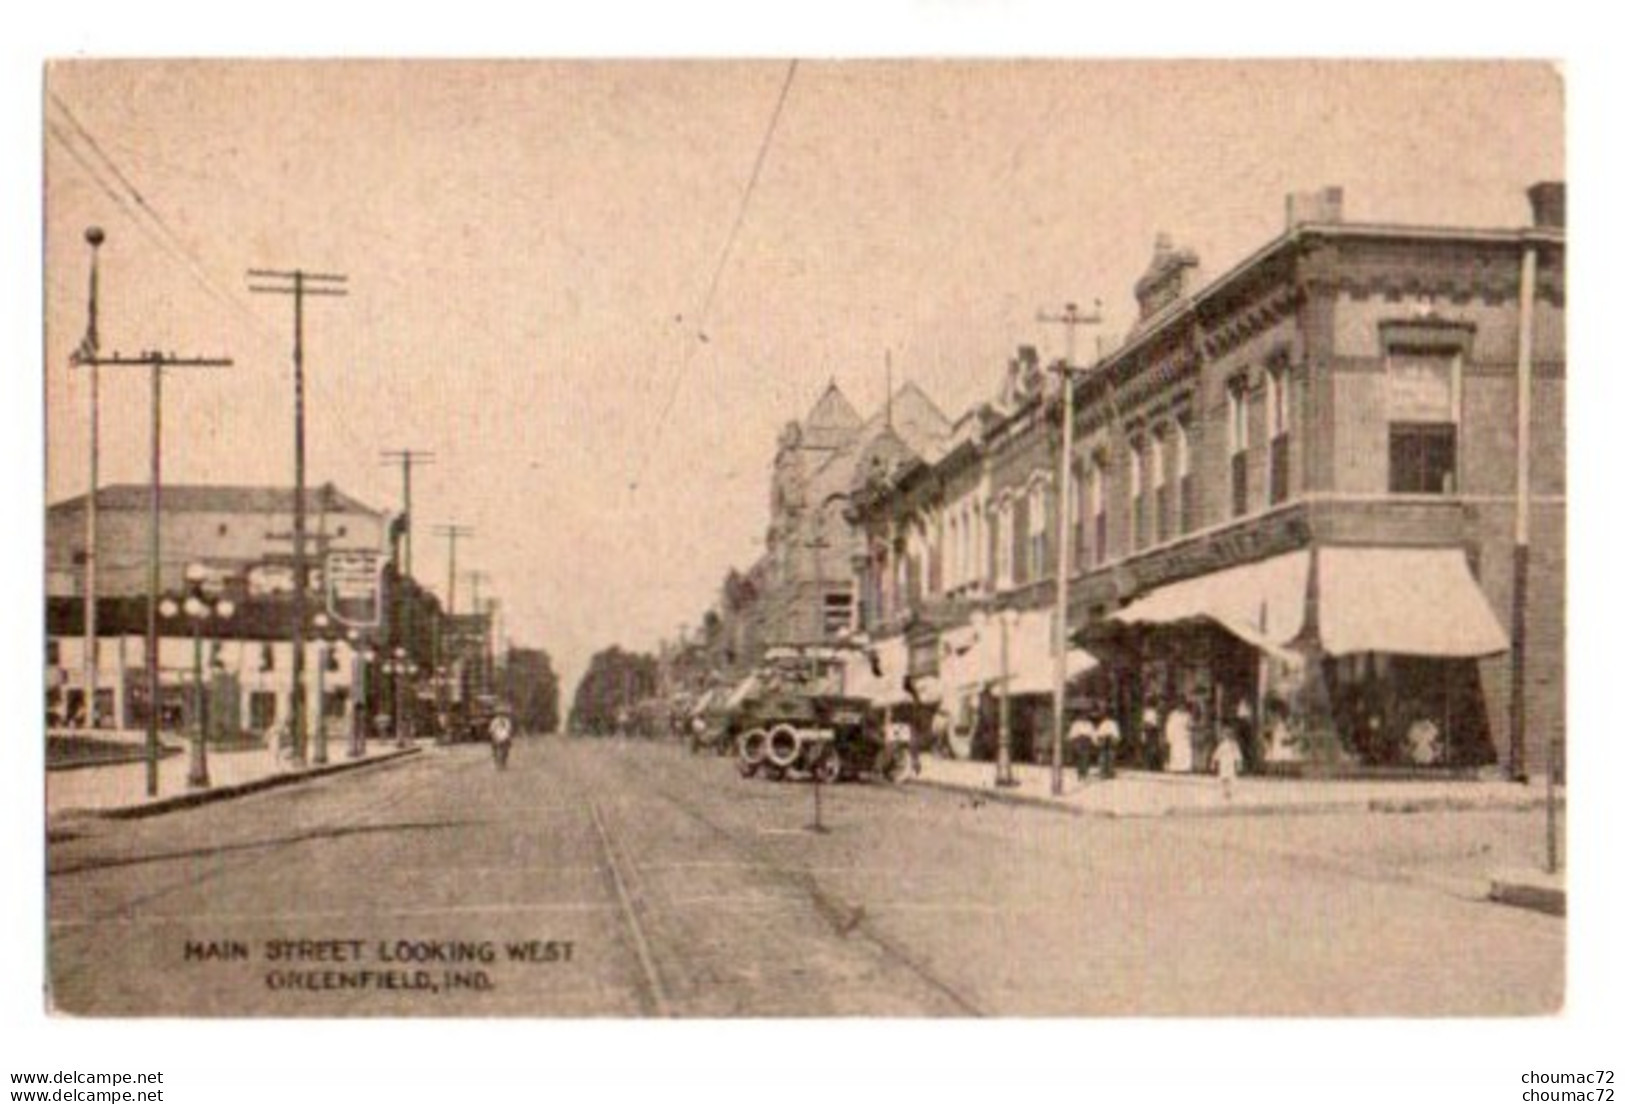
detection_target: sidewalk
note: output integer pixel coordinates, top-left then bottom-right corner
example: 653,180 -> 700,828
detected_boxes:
903,754 -> 1559,818
47,738 -> 422,821
902,754 -> 1565,914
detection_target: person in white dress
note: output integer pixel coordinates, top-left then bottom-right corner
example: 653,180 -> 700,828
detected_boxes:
1165,699 -> 1194,773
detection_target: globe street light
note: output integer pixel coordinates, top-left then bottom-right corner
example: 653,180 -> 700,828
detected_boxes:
160,564 -> 234,789
346,627 -> 374,759
311,611 -> 332,765
391,647 -> 413,748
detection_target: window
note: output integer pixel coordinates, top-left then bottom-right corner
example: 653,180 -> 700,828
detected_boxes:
1028,483 -> 1049,581
1387,350 -> 1459,495
1266,365 -> 1290,505
946,515 -> 959,590
1089,462 -> 1108,567
1227,379 -> 1249,517
1073,462 -> 1088,571
249,691 -> 277,732
1150,430 -> 1168,545
998,502 -> 1016,590
1390,424 -> 1458,494
823,591 -> 854,637
1129,437 -> 1146,551
1174,415 -> 1193,536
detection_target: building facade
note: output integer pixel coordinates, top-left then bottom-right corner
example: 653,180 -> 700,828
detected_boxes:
45,483 -> 398,740
852,183 -> 1565,777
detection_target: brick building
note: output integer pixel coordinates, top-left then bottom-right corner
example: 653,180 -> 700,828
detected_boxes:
852,183 -> 1565,777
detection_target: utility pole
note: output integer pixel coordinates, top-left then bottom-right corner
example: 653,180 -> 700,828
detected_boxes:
434,524 -> 475,615
1038,300 -> 1103,797
465,569 -> 490,695
381,448 -> 435,579
70,227 -> 105,730
73,349 -> 233,795
248,267 -> 348,765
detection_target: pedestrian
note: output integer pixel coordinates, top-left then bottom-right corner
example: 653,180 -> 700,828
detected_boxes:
1212,722 -> 1244,800
1068,701 -> 1096,781
924,707 -> 949,773
1141,695 -> 1164,771
489,709 -> 515,770
1090,698 -> 1121,780
1165,697 -> 1195,773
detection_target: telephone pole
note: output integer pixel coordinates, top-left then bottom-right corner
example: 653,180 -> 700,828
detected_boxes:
248,267 -> 348,764
1038,300 -> 1103,797
70,227 -> 105,729
464,569 -> 490,695
434,524 -> 475,615
73,349 -> 233,795
381,448 -> 435,579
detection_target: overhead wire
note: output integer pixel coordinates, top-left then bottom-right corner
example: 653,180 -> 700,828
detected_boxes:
630,59 -> 798,492
45,94 -> 385,501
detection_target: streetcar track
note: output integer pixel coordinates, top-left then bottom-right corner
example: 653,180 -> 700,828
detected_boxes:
586,799 -> 673,1017
592,748 -> 988,1016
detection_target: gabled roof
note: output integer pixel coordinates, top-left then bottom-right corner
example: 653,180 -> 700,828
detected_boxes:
805,380 -> 862,432
48,484 -> 385,518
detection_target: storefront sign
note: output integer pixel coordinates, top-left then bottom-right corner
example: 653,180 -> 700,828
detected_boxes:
325,550 -> 382,627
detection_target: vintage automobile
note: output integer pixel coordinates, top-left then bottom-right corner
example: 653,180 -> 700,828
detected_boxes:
731,675 -> 904,784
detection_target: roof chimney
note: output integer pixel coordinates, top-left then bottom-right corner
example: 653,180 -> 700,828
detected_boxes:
1527,181 -> 1565,229
1285,186 -> 1345,230
1132,233 -> 1202,324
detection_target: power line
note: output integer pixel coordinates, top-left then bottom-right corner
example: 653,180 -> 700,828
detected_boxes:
632,60 -> 798,489
47,97 -> 382,489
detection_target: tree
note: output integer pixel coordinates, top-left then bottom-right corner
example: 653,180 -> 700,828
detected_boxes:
567,646 -> 659,735
501,647 -> 559,734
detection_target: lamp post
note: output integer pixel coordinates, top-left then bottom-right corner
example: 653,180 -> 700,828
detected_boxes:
346,628 -> 372,758
159,564 -> 234,789
311,612 -> 332,765
390,647 -> 414,748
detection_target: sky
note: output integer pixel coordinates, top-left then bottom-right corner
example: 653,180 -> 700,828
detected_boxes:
41,59 -> 1563,702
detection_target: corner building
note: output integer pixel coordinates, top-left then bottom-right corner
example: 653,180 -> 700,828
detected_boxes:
1068,184 -> 1564,775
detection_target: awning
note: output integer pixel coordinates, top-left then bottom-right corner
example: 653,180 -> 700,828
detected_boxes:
1106,547 -> 1508,660
1109,549 -> 1310,649
998,609 -> 1098,695
1316,547 -> 1509,658
842,636 -> 911,705
938,609 -> 1098,698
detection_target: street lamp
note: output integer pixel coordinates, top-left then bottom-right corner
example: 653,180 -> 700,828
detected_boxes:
159,564 -> 234,789
346,627 -> 374,759
389,647 -> 415,748
311,612 -> 333,765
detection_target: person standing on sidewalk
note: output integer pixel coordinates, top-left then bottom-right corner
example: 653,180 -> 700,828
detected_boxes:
1212,722 -> 1243,800
1090,699 -> 1121,780
1068,701 -> 1096,781
1165,697 -> 1195,773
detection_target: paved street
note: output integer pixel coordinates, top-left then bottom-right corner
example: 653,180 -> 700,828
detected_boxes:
48,739 -> 1563,1016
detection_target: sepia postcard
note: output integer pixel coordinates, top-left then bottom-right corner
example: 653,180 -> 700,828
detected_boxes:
39,58 -> 1569,1023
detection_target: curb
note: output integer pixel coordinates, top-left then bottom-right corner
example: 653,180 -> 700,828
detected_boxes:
59,746 -> 423,821
1488,878 -> 1566,917
906,775 -> 1561,820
